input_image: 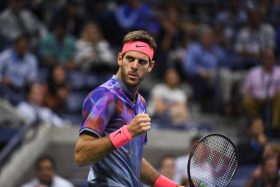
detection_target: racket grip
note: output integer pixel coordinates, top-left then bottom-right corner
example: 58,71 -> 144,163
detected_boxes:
154,175 -> 177,187
109,125 -> 133,148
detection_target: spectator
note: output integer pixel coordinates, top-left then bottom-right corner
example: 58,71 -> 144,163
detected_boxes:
237,118 -> 267,165
75,22 -> 115,72
39,18 -> 76,70
234,8 -> 275,69
50,0 -> 85,37
183,25 -> 233,113
16,83 -> 69,126
158,154 -> 176,181
245,155 -> 280,187
157,2 -> 184,51
174,135 -> 201,184
147,67 -> 189,128
45,65 -> 70,114
263,143 -> 280,160
155,2 -> 186,76
0,0 -> 47,49
114,0 -> 159,35
22,155 -> 74,187
241,48 -> 280,135
214,0 -> 247,49
0,34 -> 38,91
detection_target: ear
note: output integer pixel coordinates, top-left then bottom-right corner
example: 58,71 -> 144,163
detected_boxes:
147,60 -> 155,73
117,53 -> 123,66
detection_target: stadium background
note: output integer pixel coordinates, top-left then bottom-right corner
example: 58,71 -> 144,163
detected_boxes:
0,0 -> 279,186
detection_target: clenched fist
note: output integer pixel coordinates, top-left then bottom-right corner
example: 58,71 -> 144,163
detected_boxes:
127,114 -> 151,137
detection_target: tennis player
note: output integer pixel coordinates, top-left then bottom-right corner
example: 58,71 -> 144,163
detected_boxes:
74,30 -> 184,187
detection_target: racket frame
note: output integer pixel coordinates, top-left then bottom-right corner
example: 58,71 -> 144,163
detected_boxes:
187,133 -> 239,187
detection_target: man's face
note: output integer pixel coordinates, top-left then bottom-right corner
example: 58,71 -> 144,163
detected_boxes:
250,118 -> 264,137
160,157 -> 175,179
37,160 -> 55,185
16,38 -> 28,56
263,157 -> 278,177
117,50 -> 154,87
262,49 -> 275,70
29,84 -> 45,106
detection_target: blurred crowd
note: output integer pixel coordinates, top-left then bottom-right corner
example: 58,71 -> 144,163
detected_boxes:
156,132 -> 280,186
0,0 -> 279,186
1,0 -> 279,135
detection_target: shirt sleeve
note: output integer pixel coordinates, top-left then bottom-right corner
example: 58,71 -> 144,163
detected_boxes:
79,87 -> 116,137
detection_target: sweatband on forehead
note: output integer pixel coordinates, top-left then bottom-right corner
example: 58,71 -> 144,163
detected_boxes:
121,41 -> 154,60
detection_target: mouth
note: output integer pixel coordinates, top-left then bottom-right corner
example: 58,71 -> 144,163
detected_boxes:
128,72 -> 138,79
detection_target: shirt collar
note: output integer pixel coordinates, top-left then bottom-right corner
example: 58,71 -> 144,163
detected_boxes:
112,75 -> 138,103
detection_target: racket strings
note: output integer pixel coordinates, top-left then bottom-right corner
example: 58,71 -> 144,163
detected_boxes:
190,136 -> 238,187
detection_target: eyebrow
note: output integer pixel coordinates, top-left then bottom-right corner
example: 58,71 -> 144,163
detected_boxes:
125,55 -> 149,63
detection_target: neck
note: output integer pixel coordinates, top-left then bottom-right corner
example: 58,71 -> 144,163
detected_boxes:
116,71 -> 139,97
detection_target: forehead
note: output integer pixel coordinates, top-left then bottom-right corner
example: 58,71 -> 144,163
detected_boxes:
123,50 -> 150,61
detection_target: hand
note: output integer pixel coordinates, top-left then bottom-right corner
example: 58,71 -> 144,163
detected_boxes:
257,134 -> 267,145
198,69 -> 210,79
127,114 -> 151,137
251,166 -> 262,179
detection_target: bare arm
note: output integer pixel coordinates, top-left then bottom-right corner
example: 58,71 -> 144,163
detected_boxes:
75,114 -> 152,166
141,158 -> 161,186
141,158 -> 184,187
74,134 -> 115,166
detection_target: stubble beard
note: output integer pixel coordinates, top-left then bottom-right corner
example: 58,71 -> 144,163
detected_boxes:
120,66 -> 142,88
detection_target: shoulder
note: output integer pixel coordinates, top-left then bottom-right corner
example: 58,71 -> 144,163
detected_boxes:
249,66 -> 261,74
41,33 -> 55,43
152,84 -> 166,92
246,66 -> 261,78
261,24 -> 274,33
274,66 -> 280,74
238,27 -> 249,36
25,53 -> 38,64
83,86 -> 117,107
22,178 -> 38,187
0,9 -> 10,19
65,35 -> 76,44
0,49 -> 12,58
187,42 -> 201,52
21,9 -> 36,19
53,175 -> 74,187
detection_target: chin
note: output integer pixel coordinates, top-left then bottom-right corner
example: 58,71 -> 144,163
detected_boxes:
125,78 -> 140,86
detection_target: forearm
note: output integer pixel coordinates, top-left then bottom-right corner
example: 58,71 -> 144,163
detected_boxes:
75,134 -> 115,166
141,158 -> 161,186
141,158 -> 179,187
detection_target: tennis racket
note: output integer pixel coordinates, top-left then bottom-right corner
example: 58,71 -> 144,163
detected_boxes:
187,134 -> 238,187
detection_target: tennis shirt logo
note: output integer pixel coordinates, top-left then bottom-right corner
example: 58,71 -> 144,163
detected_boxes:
114,130 -> 122,137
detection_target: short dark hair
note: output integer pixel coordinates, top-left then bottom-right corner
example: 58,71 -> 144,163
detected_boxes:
14,33 -> 29,44
123,30 -> 157,52
35,155 -> 56,170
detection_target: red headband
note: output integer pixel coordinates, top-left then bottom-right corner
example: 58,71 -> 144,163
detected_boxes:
121,41 -> 154,60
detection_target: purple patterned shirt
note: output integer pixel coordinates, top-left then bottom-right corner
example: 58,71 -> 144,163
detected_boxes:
79,75 -> 147,187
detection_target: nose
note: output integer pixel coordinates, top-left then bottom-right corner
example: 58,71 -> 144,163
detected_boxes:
131,60 -> 139,70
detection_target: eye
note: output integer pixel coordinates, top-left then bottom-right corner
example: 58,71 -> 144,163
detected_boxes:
125,56 -> 135,62
138,59 -> 148,65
